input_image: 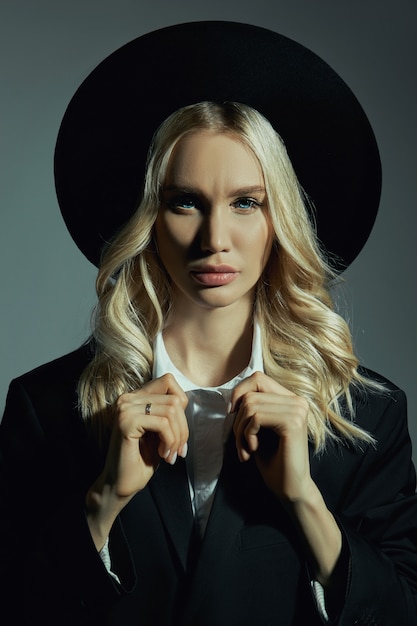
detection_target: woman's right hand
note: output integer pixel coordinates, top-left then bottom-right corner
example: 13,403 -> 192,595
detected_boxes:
86,373 -> 188,549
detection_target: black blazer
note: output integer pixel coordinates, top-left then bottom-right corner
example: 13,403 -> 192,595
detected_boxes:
1,345 -> 417,625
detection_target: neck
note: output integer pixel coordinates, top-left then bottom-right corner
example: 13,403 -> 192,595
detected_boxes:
163,301 -> 254,387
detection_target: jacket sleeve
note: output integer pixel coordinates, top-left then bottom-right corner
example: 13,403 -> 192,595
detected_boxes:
0,376 -> 136,626
328,388 -> 417,625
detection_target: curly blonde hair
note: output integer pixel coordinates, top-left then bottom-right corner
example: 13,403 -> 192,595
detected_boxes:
79,101 -> 378,450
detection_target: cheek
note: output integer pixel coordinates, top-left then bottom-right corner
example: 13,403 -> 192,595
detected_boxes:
246,222 -> 274,267
154,216 -> 177,249
154,216 -> 194,265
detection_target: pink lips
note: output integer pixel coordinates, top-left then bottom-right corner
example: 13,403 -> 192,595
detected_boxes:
190,265 -> 239,287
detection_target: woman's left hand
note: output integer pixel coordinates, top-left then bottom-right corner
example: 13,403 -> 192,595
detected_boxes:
231,371 -> 343,586
231,371 -> 313,502
231,372 -> 342,586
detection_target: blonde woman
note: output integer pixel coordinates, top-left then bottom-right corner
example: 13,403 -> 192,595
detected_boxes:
1,23 -> 416,626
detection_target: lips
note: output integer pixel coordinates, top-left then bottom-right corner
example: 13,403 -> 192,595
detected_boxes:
190,265 -> 239,287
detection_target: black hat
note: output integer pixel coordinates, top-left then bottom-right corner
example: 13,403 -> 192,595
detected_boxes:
54,21 -> 381,270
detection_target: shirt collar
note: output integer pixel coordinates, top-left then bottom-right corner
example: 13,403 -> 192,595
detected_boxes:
152,320 -> 264,395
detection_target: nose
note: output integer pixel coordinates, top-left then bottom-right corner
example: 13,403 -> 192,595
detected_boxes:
200,208 -> 230,253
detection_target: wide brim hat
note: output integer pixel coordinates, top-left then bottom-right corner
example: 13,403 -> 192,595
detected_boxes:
54,21 -> 381,271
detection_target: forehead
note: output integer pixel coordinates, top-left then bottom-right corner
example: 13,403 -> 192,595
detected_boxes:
164,131 -> 264,188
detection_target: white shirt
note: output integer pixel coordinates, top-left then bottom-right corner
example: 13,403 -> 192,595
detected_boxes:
152,322 -> 263,536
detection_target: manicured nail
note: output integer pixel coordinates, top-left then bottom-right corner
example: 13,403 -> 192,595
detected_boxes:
227,401 -> 232,414
179,442 -> 188,458
163,449 -> 171,459
169,451 -> 178,465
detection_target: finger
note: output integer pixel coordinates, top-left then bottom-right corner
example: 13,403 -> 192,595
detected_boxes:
238,417 -> 260,462
139,373 -> 189,456
116,397 -> 188,464
152,396 -> 188,464
230,371 -> 294,413
233,393 -> 261,462
233,391 -> 269,441
117,413 -> 173,448
235,397 -> 309,439
135,401 -> 188,461
233,395 -> 308,462
142,373 -> 189,410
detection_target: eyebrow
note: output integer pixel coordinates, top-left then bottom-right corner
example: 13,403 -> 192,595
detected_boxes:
162,185 -> 266,197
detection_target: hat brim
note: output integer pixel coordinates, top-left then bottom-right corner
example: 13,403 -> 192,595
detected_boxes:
54,21 -> 381,270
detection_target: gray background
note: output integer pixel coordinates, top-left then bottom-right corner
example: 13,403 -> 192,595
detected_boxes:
1,1 -> 416,461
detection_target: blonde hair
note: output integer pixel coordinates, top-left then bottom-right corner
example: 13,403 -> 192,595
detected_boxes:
79,101 -> 378,449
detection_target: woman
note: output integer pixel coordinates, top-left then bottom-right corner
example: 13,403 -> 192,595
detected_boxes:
1,23 -> 417,626
85,101 -> 347,581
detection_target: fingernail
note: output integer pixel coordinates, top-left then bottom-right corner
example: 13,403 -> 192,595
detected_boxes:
227,401 -> 232,414
179,442 -> 188,458
163,449 -> 171,459
169,451 -> 178,465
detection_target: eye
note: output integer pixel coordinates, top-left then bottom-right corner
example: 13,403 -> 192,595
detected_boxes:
177,196 -> 196,209
232,197 -> 262,211
167,195 -> 199,212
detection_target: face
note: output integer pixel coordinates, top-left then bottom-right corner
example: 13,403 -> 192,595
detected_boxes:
154,131 -> 273,315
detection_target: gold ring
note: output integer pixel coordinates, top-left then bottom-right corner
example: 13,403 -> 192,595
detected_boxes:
145,403 -> 152,415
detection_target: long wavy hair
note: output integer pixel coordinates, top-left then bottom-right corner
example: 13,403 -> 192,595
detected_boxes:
78,101 -> 378,450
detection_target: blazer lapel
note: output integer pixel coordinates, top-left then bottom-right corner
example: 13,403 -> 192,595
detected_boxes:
184,435 -> 248,611
200,434 -> 246,546
148,456 -> 197,572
